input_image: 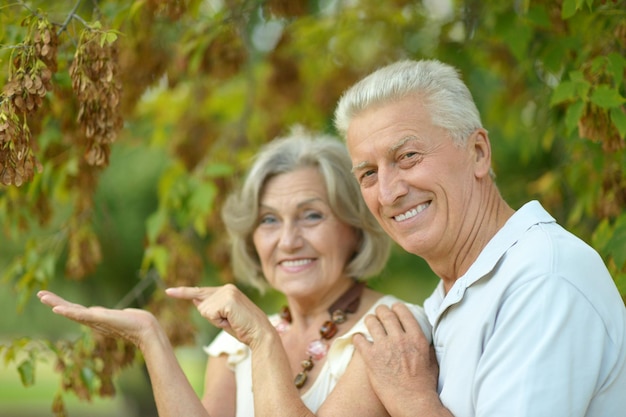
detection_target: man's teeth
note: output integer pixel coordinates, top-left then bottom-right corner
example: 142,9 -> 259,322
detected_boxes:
282,259 -> 312,267
394,203 -> 429,221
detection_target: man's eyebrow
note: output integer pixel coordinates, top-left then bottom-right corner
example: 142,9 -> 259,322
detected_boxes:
389,135 -> 418,154
351,135 -> 419,174
351,161 -> 370,174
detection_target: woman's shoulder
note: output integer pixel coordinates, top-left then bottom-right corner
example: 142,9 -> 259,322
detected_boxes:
368,292 -> 423,312
361,292 -> 431,340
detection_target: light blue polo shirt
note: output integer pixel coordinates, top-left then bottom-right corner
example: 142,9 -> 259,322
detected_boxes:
424,201 -> 626,417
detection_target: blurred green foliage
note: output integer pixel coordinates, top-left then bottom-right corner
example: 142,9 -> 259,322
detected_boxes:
0,0 -> 625,415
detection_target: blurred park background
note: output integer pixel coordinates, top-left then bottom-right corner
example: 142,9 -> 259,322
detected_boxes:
1,0 -> 625,416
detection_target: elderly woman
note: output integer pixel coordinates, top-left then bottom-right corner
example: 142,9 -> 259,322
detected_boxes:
38,127 -> 431,417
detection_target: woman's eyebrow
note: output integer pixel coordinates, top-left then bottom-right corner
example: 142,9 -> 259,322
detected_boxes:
296,197 -> 325,209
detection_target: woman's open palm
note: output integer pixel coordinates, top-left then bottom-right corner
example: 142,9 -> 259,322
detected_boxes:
37,290 -> 157,348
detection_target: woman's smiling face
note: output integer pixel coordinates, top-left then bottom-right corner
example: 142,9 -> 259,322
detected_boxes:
252,166 -> 360,298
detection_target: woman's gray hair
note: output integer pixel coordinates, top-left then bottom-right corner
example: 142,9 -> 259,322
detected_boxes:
221,126 -> 391,293
334,59 -> 483,145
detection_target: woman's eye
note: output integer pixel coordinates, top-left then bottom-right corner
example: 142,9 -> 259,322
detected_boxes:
303,211 -> 323,221
258,214 -> 277,225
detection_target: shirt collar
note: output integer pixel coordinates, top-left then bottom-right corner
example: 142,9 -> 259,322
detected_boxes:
424,200 -> 556,324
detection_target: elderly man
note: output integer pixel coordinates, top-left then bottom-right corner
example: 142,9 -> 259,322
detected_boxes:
335,59 -> 626,417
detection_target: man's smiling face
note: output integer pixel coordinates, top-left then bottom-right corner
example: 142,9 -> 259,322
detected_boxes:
346,95 -> 478,261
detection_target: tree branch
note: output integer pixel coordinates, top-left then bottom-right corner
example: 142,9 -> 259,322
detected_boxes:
115,269 -> 163,309
57,0 -> 83,36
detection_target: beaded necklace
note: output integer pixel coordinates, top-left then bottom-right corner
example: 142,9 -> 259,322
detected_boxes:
274,280 -> 366,389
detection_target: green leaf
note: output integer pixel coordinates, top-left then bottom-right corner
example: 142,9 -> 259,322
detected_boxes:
526,5 -> 551,29
189,182 -> 216,213
610,107 -> 626,138
569,70 -> 586,83
204,162 -> 234,177
2,344 -> 15,366
129,0 -> 146,18
65,156 -> 79,176
590,85 -> 625,109
615,271 -> 626,298
193,216 -> 207,237
550,81 -> 577,106
592,218 -> 612,253
80,366 -> 96,392
607,53 -> 626,88
561,0 -> 578,19
565,100 -> 584,134
591,56 -> 605,74
496,14 -> 532,63
189,182 -> 217,236
105,32 -> 118,45
552,73 -> 591,106
541,37 -> 580,74
38,253 -> 56,283
145,209 -> 167,245
144,245 -> 169,277
608,214 -> 626,270
17,358 -> 35,386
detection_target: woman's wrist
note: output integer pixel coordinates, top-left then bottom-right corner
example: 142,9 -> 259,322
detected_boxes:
135,313 -> 169,353
248,323 -> 281,353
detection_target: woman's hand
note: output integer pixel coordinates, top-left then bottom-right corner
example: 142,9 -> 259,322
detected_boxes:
37,290 -> 159,349
166,284 -> 275,349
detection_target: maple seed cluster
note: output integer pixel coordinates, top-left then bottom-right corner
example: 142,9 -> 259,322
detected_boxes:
0,18 -> 57,186
69,31 -> 123,167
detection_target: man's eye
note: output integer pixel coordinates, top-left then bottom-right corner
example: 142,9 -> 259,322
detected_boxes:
399,151 -> 422,167
360,169 -> 376,180
358,169 -> 377,187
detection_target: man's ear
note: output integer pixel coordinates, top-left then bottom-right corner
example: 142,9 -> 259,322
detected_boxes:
469,128 -> 492,179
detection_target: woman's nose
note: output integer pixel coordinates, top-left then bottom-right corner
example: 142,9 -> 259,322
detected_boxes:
278,222 -> 303,250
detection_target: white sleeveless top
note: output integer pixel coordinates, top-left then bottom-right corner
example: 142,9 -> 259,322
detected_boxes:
205,295 -> 431,417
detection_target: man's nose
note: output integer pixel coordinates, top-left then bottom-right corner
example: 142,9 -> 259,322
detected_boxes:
378,167 -> 408,206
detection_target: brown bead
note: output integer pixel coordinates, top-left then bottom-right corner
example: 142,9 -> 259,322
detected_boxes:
294,371 -> 308,388
301,357 -> 313,371
319,320 -> 338,339
280,306 -> 292,323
